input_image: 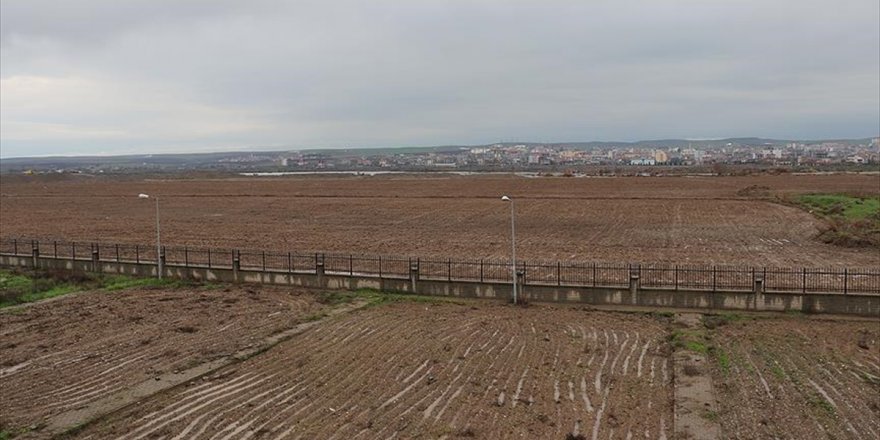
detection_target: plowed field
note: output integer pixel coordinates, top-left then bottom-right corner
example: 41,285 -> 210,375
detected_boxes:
709,317 -> 880,439
74,302 -> 674,440
0,285 -> 325,431
1,173 -> 878,267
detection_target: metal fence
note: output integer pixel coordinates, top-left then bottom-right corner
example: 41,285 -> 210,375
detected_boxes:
1,238 -> 878,295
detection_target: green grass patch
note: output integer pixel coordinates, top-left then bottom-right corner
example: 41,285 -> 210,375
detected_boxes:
0,269 -> 85,308
303,311 -> 329,322
769,364 -> 786,380
710,346 -> 731,375
670,329 -> 710,354
809,393 -> 836,415
798,194 -> 880,220
794,193 -> 880,247
316,289 -> 465,309
101,275 -> 180,291
0,269 -> 192,309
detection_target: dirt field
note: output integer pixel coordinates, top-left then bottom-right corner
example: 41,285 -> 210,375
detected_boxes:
1,173 -> 878,267
0,285 -> 326,431
73,301 -> 673,439
708,316 -> 880,439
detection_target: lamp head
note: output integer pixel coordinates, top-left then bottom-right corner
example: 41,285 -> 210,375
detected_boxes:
501,195 -> 510,201
138,193 -> 150,199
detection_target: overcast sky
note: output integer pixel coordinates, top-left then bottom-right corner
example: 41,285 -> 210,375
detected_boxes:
1,0 -> 878,157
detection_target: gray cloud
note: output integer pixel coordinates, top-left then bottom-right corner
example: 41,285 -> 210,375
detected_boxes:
1,0 -> 878,157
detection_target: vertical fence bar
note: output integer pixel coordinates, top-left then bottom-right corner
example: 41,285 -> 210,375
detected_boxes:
262,251 -> 266,272
480,259 -> 484,282
288,252 -> 292,274
13,239 -> 17,255
447,258 -> 451,281
843,268 -> 848,295
349,255 -> 353,276
674,265 -> 679,290
71,242 -> 75,260
185,247 -> 189,267
116,244 -> 120,262
54,241 -> 58,258
208,249 -> 212,268
136,245 -> 139,263
379,256 -> 382,279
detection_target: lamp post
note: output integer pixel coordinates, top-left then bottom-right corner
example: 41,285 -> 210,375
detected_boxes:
138,193 -> 162,279
501,195 -> 517,304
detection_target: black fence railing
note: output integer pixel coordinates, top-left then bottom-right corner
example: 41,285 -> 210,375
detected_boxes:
1,238 -> 878,295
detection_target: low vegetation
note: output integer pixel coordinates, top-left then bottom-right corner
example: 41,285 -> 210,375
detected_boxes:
0,269 -> 181,308
316,288 -> 465,308
795,193 -> 880,247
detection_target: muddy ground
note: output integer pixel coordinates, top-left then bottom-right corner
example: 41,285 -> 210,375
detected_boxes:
1,173 -> 878,267
708,315 -> 880,439
73,301 -> 674,440
0,284 -> 326,431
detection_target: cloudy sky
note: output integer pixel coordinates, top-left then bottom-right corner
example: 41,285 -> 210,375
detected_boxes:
1,0 -> 878,157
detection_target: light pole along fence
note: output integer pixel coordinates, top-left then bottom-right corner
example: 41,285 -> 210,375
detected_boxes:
2,238 -> 878,295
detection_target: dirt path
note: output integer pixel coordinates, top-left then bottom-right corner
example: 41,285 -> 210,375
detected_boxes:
672,313 -> 721,440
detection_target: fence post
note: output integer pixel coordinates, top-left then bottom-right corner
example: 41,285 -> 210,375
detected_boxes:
409,258 -> 419,293
13,239 -> 17,255
72,242 -> 75,260
315,253 -> 325,287
753,271 -> 765,311
289,252 -> 293,274
592,263 -> 597,287
54,241 -> 58,258
379,256 -> 383,279
447,258 -> 451,282
208,249 -> 212,268
557,261 -> 561,286
674,265 -> 679,290
160,246 -> 166,278
480,259 -> 484,283
136,245 -> 139,264
232,250 -> 240,282
92,243 -> 100,273
185,247 -> 189,267
712,266 -> 716,292
116,244 -> 120,262
349,255 -> 353,277
31,240 -> 39,269
629,267 -> 640,305
802,268 -> 807,294
843,268 -> 848,295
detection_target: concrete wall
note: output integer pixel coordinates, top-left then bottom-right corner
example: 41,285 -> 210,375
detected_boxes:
2,254 -> 878,317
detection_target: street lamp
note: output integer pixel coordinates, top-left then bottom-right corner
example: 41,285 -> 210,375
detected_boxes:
138,193 -> 162,279
501,195 -> 517,304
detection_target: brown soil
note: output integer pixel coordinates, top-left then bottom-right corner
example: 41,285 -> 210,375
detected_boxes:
1,174 -> 878,267
73,301 -> 673,439
708,316 -> 880,439
0,285 -> 326,431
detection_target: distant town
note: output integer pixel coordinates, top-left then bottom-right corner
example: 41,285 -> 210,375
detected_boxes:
2,137 -> 878,175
